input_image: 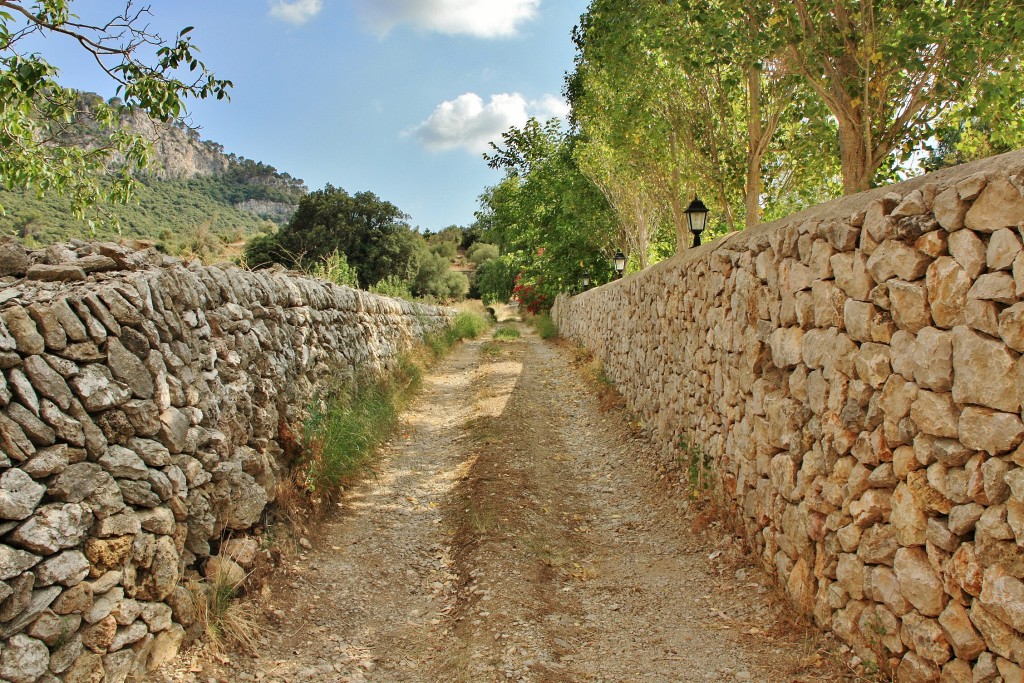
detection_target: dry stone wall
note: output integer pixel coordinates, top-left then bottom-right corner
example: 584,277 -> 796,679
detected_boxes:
0,241 -> 453,683
553,150 -> 1024,681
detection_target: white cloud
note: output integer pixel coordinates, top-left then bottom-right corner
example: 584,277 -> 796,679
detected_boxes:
355,0 -> 540,38
408,92 -> 569,154
268,0 -> 323,25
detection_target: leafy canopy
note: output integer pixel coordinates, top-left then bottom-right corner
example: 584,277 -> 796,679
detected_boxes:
0,1 -> 231,219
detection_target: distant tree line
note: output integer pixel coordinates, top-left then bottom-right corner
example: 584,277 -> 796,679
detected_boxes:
244,185 -> 501,303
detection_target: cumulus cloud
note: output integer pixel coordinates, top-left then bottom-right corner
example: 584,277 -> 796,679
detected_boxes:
409,92 -> 569,154
356,0 -> 540,38
268,0 -> 323,25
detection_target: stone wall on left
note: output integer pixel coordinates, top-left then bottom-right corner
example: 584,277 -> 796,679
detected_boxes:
0,240 -> 454,683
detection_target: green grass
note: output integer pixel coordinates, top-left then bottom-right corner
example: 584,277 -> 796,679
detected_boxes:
424,311 -> 489,359
492,326 -> 520,340
301,357 -> 420,497
532,313 -> 558,340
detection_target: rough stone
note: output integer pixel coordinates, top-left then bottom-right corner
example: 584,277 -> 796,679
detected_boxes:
951,326 -> 1019,413
959,407 -> 1024,455
3,306 -> 45,355
889,281 -> 931,333
69,364 -> 131,412
0,633 -> 50,683
34,550 -> 90,587
894,546 -> 945,617
0,468 -> 46,520
106,338 -> 154,400
965,176 -> 1024,232
9,503 -> 93,554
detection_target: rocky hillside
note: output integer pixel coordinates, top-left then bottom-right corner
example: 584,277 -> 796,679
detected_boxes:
0,93 -> 306,258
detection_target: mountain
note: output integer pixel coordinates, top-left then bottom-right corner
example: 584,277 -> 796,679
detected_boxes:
0,93 -> 306,260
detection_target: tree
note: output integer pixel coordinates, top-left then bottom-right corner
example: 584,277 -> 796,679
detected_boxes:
246,185 -> 422,288
776,0 -> 1024,193
479,118 -> 620,306
567,0 -> 828,235
0,1 -> 231,218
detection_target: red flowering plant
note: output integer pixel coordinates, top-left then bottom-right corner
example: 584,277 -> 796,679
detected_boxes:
511,272 -> 550,314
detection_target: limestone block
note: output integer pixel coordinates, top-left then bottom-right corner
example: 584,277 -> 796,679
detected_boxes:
910,391 -> 959,439
832,251 -> 873,301
951,326 -> 1019,413
812,280 -> 845,329
970,603 -> 1024,665
3,306 -> 45,355
34,550 -> 89,587
894,546 -> 946,616
926,257 -> 970,330
9,503 -> 93,555
959,406 -> 1024,455
857,523 -> 899,565
901,612 -> 952,666
938,600 -> 986,662
998,658 -> 1024,683
69,364 -> 131,412
973,652 -> 1000,683
947,544 -> 983,598
855,342 -> 891,389
988,227 -> 1023,271
896,651 -> 940,682
0,468 -> 46,521
0,633 -> 50,683
999,303 -> 1024,353
948,503 -> 984,535
969,272 -> 1017,304
769,326 -> 804,369
964,176 -> 1024,232
940,659 -> 973,683
980,565 -> 1024,633
889,281 -> 931,333
892,482 -> 928,546
911,327 -> 953,392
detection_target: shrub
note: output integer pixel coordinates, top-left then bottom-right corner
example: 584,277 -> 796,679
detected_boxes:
370,274 -> 413,300
466,242 -> 499,266
492,326 -> 520,340
532,313 -> 558,340
310,250 -> 359,288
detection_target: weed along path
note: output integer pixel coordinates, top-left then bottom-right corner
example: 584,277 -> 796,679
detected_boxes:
152,326 -> 847,683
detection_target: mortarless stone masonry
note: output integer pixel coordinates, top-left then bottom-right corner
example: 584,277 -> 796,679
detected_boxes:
553,149 -> 1024,681
0,241 -> 453,682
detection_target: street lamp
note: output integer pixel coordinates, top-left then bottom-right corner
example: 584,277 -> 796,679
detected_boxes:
613,251 -> 627,277
685,195 -> 710,247
581,271 -> 591,290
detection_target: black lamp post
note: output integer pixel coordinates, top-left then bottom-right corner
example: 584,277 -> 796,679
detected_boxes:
685,195 -> 710,247
581,271 -> 591,290
613,251 -> 627,278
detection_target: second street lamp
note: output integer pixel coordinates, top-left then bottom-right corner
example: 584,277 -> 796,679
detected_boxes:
613,251 -> 627,278
685,196 -> 710,247
581,271 -> 591,290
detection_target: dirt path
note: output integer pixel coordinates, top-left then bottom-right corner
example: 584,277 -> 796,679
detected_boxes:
151,325 -> 848,683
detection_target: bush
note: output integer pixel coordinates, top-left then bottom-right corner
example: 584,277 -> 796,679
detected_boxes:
310,250 -> 359,288
466,242 -> 499,266
413,251 -> 468,301
431,240 -> 458,259
475,255 -> 518,304
370,275 -> 413,300
492,326 -> 520,340
532,313 -> 558,340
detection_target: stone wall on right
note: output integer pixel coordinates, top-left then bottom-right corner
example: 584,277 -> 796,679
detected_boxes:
552,149 -> 1024,681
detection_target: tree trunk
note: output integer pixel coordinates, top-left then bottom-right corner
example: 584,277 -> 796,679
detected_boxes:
746,67 -> 763,228
837,114 -> 871,194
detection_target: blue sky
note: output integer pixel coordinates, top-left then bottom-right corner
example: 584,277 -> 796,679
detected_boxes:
24,0 -> 589,231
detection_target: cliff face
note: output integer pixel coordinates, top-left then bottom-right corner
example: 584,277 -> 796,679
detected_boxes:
61,93 -> 305,211
120,109 -> 229,181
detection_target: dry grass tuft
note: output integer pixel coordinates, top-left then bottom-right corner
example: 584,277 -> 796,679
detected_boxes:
188,574 -> 262,655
